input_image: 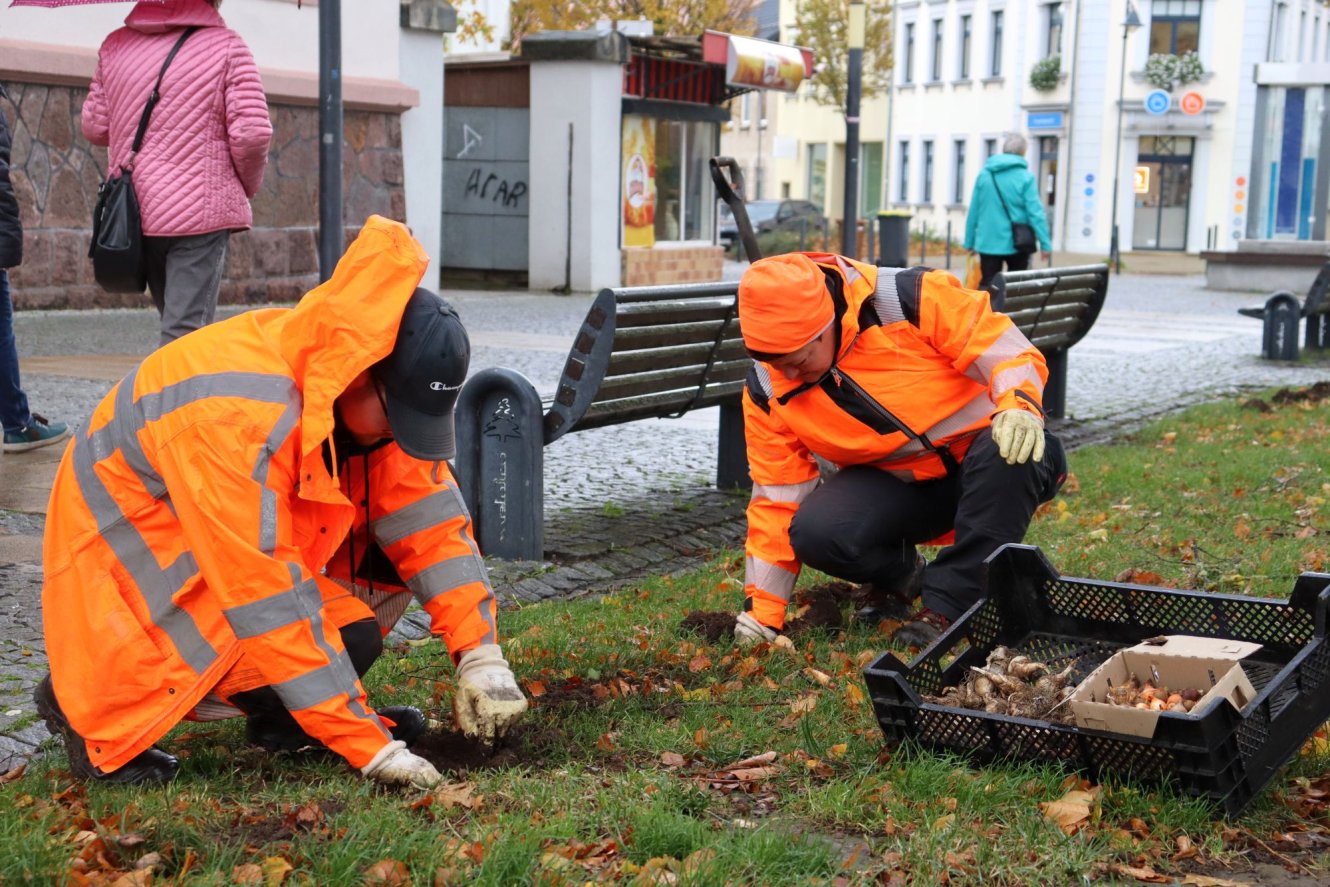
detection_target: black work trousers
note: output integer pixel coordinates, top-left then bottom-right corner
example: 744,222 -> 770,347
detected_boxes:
978,252 -> 1031,290
787,430 -> 1066,622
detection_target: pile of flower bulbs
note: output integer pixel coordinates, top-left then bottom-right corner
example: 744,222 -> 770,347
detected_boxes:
925,645 -> 1077,724
1104,674 -> 1204,713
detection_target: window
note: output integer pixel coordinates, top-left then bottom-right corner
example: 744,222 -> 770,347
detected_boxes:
953,139 -> 967,204
959,14 -> 972,79
898,141 -> 911,202
1299,11 -> 1307,61
931,17 -> 944,81
1150,0 -> 1201,56
861,142 -> 884,216
807,143 -> 828,208
652,120 -> 716,241
1045,3 -> 1063,58
990,11 -> 1004,76
984,138 -> 997,159
922,140 -> 934,203
903,22 -> 916,83
739,93 -> 751,129
1270,3 -> 1286,62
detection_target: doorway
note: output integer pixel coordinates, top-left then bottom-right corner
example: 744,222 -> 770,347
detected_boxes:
1132,135 -> 1193,251
1038,136 -> 1058,239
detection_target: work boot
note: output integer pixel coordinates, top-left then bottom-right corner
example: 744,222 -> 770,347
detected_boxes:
34,675 -> 178,785
890,608 -> 953,649
246,705 -> 427,752
854,555 -> 927,625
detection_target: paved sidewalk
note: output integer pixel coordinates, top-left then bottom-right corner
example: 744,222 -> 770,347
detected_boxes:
3,269 -> 1328,771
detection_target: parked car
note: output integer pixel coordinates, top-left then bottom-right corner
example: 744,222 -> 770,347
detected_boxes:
718,199 -> 826,258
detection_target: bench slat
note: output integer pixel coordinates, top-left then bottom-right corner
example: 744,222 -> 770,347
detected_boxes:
615,297 -> 738,326
1002,287 -> 1102,312
577,381 -> 748,430
613,318 -> 743,351
593,360 -> 750,403
611,282 -> 740,304
1002,273 -> 1107,295
1004,304 -> 1091,329
605,339 -> 749,376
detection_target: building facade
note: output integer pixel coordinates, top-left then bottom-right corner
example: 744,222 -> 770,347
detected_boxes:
748,0 -> 1329,261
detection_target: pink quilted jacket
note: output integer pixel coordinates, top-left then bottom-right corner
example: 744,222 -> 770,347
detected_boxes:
82,0 -> 272,237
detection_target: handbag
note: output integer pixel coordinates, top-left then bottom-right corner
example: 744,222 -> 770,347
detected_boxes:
89,27 -> 198,293
989,170 -> 1038,256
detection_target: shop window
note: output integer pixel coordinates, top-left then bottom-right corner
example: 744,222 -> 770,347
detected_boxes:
953,139 -> 967,204
959,14 -> 972,79
922,140 -> 934,204
652,119 -> 716,242
984,137 -> 997,159
990,11 -> 1004,76
1150,0 -> 1201,55
807,143 -> 828,208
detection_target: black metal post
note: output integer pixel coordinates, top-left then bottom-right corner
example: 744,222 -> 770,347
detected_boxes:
842,1 -> 865,257
1110,4 -> 1139,277
318,0 -> 343,281
945,220 -> 952,269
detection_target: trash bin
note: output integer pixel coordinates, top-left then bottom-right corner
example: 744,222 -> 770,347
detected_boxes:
876,210 -> 912,268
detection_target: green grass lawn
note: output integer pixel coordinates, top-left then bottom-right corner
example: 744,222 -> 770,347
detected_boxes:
3,388 -> 1329,885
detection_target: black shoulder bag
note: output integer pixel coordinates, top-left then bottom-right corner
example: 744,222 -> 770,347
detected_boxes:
89,26 -> 198,293
989,170 -> 1038,256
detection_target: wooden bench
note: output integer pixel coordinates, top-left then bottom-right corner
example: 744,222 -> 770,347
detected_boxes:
456,264 -> 1109,561
988,263 -> 1110,419
1236,262 -> 1330,361
454,281 -> 748,560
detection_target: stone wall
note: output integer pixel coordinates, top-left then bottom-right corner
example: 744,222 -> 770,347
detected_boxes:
2,81 -> 405,310
620,244 -> 724,287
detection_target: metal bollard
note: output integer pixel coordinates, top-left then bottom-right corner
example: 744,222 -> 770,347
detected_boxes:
919,222 -> 927,265
1261,292 -> 1301,361
454,367 -> 545,560
945,220 -> 952,270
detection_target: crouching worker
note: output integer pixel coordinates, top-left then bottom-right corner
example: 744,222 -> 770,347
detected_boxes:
35,216 -> 526,788
733,253 -> 1067,649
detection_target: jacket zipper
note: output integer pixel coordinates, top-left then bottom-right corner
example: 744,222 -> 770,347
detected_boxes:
827,367 -> 959,474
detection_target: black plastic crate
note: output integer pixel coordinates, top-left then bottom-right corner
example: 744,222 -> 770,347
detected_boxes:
862,544 -> 1330,816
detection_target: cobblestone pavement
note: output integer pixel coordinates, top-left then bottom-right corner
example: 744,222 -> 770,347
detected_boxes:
3,269 -> 1328,770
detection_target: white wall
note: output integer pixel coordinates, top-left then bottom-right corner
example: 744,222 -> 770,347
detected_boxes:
399,28 -> 444,280
526,58 -> 623,292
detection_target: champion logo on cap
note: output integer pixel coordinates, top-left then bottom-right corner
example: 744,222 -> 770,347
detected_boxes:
430,381 -> 462,392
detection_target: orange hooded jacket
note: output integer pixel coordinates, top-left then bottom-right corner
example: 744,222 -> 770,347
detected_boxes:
41,217 -> 498,772
741,254 -> 1048,630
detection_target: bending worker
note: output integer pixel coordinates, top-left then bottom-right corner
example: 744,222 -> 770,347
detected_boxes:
36,216 -> 526,788
732,253 -> 1067,648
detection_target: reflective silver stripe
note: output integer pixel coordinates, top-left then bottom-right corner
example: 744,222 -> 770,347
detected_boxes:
968,325 -> 1037,386
407,553 -> 489,603
991,363 -> 1043,400
254,399 -> 301,555
746,555 -> 797,602
831,254 -> 864,286
70,369 -> 301,676
752,362 -> 774,398
223,576 -> 322,640
271,655 -> 361,711
372,488 -> 465,546
751,477 -> 820,505
874,391 -> 995,463
70,422 -> 217,675
873,269 -> 906,324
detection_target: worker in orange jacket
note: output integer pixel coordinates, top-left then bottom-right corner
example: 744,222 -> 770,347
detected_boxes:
733,253 -> 1067,648
35,216 -> 526,788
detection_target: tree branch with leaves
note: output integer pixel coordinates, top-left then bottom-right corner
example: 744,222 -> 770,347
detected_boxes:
793,0 -> 894,114
507,0 -> 757,52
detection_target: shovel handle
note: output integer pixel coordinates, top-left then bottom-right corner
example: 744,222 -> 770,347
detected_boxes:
710,156 -> 761,262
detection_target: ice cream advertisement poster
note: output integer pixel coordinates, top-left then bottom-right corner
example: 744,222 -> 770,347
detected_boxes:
621,115 -> 657,248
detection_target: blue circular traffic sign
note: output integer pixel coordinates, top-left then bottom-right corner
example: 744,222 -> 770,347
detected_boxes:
1144,89 -> 1171,115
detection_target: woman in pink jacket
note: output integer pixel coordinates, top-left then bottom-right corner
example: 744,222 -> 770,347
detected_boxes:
83,0 -> 272,347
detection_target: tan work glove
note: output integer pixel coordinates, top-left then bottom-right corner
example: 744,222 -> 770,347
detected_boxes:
990,409 -> 1045,465
734,612 -> 779,646
454,644 -> 528,743
360,739 -> 442,789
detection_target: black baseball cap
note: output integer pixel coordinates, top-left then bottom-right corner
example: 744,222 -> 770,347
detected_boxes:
372,288 -> 469,461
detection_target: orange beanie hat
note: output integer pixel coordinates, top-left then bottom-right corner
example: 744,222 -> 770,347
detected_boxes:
738,254 -> 835,355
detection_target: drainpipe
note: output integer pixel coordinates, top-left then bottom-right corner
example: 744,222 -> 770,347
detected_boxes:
1057,0 -> 1083,254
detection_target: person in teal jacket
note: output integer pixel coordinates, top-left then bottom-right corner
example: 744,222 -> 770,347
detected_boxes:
963,134 -> 1051,290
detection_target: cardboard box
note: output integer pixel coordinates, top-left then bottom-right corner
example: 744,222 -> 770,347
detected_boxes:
1070,636 -> 1261,738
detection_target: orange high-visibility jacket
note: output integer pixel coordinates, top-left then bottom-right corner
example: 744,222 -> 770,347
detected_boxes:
41,216 -> 498,773
740,254 -> 1048,629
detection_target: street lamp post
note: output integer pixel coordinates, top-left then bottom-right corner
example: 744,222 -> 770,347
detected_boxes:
842,0 -> 866,256
1109,1 -> 1141,275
